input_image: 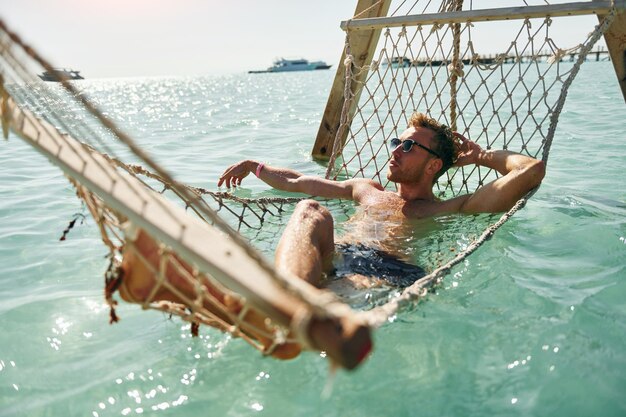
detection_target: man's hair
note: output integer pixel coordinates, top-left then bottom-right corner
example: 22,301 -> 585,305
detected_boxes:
408,112 -> 459,183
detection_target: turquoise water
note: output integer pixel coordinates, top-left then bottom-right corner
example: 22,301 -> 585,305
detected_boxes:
1,62 -> 625,416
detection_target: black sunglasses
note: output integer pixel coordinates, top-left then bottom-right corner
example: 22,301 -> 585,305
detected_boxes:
389,137 -> 441,158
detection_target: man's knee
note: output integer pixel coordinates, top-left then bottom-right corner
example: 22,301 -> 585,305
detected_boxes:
293,199 -> 333,227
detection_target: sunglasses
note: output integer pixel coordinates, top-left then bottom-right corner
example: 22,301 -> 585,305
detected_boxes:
389,137 -> 441,158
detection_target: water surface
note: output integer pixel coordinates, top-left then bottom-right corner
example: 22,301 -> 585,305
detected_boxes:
0,63 -> 625,416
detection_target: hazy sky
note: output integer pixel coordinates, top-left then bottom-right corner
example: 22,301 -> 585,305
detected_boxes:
0,0 -> 607,79
1,0 -> 355,78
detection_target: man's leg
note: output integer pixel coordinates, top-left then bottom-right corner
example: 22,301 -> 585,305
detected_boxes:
274,199 -> 335,287
116,200 -> 372,367
273,200 -> 372,367
116,199 -> 336,358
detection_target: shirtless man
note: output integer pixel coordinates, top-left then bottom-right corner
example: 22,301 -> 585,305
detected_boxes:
217,112 -> 545,289
118,112 -> 544,368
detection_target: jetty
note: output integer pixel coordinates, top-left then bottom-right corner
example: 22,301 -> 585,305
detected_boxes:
385,47 -> 612,67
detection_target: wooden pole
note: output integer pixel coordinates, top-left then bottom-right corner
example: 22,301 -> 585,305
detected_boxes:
312,0 -> 392,160
597,0 -> 626,102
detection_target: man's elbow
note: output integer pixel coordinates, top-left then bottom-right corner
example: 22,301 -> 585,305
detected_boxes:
286,177 -> 304,193
526,159 -> 546,188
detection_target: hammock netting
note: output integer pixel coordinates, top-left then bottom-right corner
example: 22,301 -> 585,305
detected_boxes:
0,0 -> 621,363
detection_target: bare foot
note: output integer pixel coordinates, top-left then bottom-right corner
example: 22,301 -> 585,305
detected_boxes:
309,315 -> 372,370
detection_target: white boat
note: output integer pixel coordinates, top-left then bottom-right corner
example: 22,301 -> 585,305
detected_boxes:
249,58 -> 331,74
38,68 -> 84,82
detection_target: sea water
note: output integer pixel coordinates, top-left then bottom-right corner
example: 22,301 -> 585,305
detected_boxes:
0,62 -> 625,416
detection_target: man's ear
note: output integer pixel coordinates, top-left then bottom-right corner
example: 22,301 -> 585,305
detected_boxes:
427,158 -> 443,175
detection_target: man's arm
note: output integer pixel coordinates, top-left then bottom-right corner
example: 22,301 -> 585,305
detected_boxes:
217,160 -> 381,200
447,135 -> 546,214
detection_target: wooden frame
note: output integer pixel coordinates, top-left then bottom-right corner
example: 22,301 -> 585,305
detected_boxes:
340,1 -> 622,30
597,0 -> 626,101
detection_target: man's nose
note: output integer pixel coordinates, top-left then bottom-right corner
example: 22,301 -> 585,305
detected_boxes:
391,142 -> 403,156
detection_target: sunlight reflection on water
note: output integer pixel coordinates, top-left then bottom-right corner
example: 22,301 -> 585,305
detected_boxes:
1,65 -> 625,416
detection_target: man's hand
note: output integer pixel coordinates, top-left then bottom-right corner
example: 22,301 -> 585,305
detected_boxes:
447,132 -> 545,214
218,160 -> 255,188
453,132 -> 484,167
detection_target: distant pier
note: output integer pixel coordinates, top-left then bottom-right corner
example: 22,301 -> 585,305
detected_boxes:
385,47 -> 612,67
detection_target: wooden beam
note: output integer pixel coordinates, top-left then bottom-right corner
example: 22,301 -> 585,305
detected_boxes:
597,1 -> 626,102
341,1 -> 621,31
312,0 -> 392,161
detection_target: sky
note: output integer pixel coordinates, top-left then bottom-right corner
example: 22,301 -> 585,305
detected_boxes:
0,0 -> 356,78
0,0 -> 608,79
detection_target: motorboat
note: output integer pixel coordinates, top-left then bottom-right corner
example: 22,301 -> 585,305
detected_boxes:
249,58 -> 331,74
38,68 -> 84,82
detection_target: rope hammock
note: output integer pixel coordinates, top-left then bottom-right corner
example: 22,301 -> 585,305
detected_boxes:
319,0 -> 619,326
0,0 -> 621,362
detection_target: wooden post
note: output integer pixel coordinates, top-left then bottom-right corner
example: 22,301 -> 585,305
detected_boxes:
311,0 -> 392,160
597,0 -> 626,102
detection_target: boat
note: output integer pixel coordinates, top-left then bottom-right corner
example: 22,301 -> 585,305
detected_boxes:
248,58 -> 332,74
386,56 -> 413,68
38,68 -> 84,82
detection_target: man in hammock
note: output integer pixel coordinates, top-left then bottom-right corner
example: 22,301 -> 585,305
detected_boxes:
217,112 -> 545,289
118,112 -> 544,368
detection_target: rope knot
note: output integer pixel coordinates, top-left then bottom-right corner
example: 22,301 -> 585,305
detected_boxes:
430,23 -> 443,34
344,54 -> 354,68
548,48 -> 569,64
448,62 -> 464,78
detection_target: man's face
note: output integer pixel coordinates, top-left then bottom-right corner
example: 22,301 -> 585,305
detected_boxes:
386,127 -> 437,184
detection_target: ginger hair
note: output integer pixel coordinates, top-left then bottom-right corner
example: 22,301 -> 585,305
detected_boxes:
408,112 -> 459,183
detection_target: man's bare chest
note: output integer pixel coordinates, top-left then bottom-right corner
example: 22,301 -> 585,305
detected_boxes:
359,190 -> 443,219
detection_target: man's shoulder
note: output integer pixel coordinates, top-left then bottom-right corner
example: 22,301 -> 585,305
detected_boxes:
346,177 -> 384,191
344,178 -> 385,201
436,193 -> 472,214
